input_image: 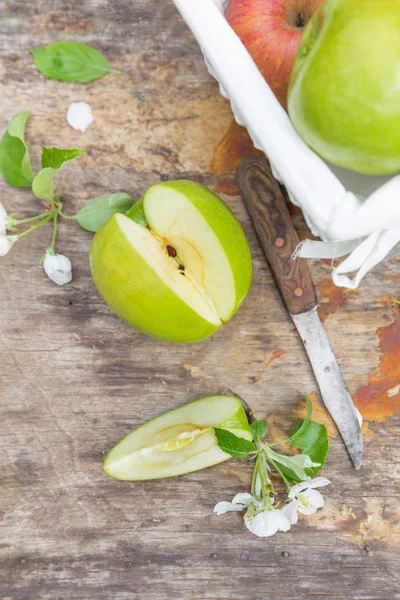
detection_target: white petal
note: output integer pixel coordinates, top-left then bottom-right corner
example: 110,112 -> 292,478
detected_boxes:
232,493 -> 258,507
281,500 -> 299,525
297,489 -> 325,515
289,477 -> 330,498
66,101 -> 93,133
304,477 -> 331,490
43,252 -> 72,286
245,512 -> 278,538
289,483 -> 307,498
0,235 -> 12,256
214,501 -> 245,516
245,509 -> 291,538
272,510 -> 291,532
0,203 -> 8,233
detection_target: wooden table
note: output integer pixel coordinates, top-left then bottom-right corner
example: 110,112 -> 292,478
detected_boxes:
1,1 -> 399,598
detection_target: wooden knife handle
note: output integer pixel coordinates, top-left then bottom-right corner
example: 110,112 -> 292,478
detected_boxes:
237,156 -> 317,315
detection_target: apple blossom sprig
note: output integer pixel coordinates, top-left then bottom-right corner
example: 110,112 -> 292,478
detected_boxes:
0,111 -> 135,285
213,395 -> 330,538
0,189 -> 75,284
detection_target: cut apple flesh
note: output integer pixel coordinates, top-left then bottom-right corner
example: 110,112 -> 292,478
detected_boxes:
127,182 -> 252,323
117,216 -> 221,326
103,395 -> 252,480
143,184 -> 236,321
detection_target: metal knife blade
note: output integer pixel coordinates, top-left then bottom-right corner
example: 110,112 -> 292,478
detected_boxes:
237,156 -> 363,468
292,307 -> 363,469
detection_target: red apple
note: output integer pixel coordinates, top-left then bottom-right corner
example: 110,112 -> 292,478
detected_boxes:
226,0 -> 321,109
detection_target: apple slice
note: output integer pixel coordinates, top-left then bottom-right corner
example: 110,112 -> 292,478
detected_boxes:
103,394 -> 252,480
90,181 -> 252,343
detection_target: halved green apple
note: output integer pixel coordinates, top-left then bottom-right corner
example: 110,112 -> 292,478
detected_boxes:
90,181 -> 252,343
103,394 -> 252,480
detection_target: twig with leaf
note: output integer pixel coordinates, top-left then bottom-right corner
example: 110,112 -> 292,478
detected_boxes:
0,112 -> 134,284
214,395 -> 330,538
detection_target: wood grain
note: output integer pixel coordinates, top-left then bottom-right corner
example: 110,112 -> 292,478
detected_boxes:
0,1 -> 399,599
237,157 -> 317,315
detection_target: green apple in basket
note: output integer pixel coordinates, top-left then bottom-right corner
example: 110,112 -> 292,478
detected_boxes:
90,181 -> 252,343
104,394 -> 252,480
288,0 -> 400,175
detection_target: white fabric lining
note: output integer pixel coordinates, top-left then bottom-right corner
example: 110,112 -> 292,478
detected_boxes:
173,0 -> 400,288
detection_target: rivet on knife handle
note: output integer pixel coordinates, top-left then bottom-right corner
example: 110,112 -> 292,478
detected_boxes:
237,156 -> 317,316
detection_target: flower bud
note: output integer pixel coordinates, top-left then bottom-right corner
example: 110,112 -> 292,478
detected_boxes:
43,250 -> 72,286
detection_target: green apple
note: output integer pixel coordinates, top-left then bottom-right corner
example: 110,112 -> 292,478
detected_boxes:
103,394 -> 253,480
90,181 -> 252,343
288,0 -> 400,175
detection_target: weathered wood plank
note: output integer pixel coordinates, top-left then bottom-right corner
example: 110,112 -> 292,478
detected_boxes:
0,1 -> 399,599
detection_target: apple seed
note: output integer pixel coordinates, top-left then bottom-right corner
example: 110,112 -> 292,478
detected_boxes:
166,245 -> 177,258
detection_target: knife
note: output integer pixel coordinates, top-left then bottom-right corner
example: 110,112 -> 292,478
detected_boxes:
237,156 -> 363,469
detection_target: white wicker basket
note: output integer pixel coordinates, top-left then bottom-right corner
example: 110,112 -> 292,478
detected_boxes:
174,0 -> 400,288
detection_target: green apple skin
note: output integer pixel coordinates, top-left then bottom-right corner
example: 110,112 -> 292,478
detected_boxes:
125,197 -> 146,226
103,394 -> 253,481
288,0 -> 400,175
90,181 -> 252,343
90,214 -> 220,343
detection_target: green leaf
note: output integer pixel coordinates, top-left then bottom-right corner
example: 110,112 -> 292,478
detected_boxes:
42,147 -> 84,170
214,428 -> 255,459
32,147 -> 84,201
289,394 -> 313,445
265,448 -> 320,482
250,419 -> 267,441
290,421 -> 329,478
0,111 -> 33,186
274,463 -> 302,484
76,193 -> 134,232
30,42 -> 118,83
32,169 -> 55,201
264,396 -> 328,484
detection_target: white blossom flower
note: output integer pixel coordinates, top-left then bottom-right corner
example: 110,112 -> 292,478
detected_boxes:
0,234 -> 16,256
286,477 -> 331,517
43,251 -> 72,286
214,493 -> 291,538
